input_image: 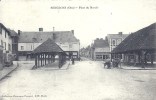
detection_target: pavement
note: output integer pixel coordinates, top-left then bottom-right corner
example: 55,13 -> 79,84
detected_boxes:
94,59 -> 156,70
121,65 -> 156,70
0,64 -> 18,81
1,59 -> 156,100
0,61 -> 70,81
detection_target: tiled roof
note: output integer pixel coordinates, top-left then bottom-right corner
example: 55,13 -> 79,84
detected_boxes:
93,39 -> 109,48
107,34 -> 129,39
33,38 -> 64,53
0,23 -> 11,35
53,31 -> 79,43
7,29 -> 18,37
112,23 -> 156,53
18,32 -> 53,43
18,31 -> 79,43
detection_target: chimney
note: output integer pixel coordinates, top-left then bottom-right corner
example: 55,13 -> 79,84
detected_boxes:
119,32 -> 122,35
96,38 -> 99,40
18,30 -> 21,35
71,30 -> 74,35
39,28 -> 43,32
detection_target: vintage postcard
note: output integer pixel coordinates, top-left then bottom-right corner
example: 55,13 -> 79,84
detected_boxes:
0,0 -> 156,100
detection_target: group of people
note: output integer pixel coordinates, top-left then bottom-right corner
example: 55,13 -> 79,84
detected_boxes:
104,58 -> 121,69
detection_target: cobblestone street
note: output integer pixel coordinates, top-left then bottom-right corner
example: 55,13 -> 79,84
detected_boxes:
0,60 -> 156,100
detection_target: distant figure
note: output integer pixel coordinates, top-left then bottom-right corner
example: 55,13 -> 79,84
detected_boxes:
104,59 -> 111,69
79,57 -> 82,61
112,58 -> 120,68
141,57 -> 145,68
72,57 -> 75,65
69,58 -> 71,65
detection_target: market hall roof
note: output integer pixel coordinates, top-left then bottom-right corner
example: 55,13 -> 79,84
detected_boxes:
33,38 -> 64,54
18,30 -> 79,43
112,23 -> 156,53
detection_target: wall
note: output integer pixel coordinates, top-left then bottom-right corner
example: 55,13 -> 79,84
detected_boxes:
0,28 -> 12,53
18,43 -> 41,51
109,38 -> 123,52
56,42 -> 80,58
93,47 -> 110,60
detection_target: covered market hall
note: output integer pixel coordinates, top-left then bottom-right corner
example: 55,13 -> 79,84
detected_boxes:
111,23 -> 156,66
32,38 -> 67,69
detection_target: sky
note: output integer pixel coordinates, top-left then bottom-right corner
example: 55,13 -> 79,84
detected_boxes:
0,0 -> 156,48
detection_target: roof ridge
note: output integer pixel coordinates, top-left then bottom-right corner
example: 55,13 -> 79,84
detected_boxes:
22,31 -> 71,33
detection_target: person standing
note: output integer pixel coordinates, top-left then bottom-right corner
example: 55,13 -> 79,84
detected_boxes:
72,57 -> 75,65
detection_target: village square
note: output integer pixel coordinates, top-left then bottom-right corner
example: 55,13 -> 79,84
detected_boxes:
0,0 -> 156,100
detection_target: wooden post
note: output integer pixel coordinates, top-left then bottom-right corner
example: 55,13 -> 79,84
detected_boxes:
45,53 -> 47,65
145,52 -> 147,64
51,55 -> 55,62
138,52 -> 141,63
150,52 -> 154,65
35,54 -> 37,67
37,54 -> 40,67
41,53 -> 43,67
48,54 -> 50,64
43,53 -> 45,66
42,54 -> 44,66
58,53 -> 61,68
43,54 -> 44,66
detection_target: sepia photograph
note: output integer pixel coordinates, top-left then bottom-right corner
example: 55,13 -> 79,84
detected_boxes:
0,0 -> 156,100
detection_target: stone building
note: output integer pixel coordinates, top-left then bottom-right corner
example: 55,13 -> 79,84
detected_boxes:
91,38 -> 110,61
107,32 -> 129,59
112,23 -> 156,65
0,23 -> 15,69
18,28 -> 80,60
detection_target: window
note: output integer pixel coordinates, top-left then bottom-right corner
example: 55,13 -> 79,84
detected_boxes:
73,52 -> 77,55
112,40 -> 116,46
8,44 -> 11,51
4,42 -> 6,50
21,46 -> 24,50
96,55 -> 102,59
103,55 -> 109,59
117,39 -> 122,45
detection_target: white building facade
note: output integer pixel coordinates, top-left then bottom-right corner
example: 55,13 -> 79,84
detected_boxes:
107,32 -> 129,59
0,24 -> 12,54
18,29 -> 80,60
